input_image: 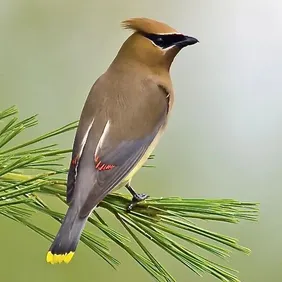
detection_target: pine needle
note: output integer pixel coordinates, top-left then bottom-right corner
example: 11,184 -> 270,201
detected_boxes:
0,106 -> 259,282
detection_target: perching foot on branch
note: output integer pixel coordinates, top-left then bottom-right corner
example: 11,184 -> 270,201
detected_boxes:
125,184 -> 149,211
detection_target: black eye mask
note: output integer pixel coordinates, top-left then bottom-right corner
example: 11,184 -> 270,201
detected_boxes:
142,32 -> 198,49
142,33 -> 188,49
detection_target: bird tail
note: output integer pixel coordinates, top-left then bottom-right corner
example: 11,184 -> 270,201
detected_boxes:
46,205 -> 87,264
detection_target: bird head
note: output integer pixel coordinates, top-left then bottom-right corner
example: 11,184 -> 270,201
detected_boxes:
115,17 -> 198,70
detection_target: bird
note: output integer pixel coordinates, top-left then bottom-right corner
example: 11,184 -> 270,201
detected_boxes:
46,17 -> 198,264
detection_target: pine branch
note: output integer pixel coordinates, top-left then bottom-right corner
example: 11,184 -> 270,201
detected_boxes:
0,106 -> 259,282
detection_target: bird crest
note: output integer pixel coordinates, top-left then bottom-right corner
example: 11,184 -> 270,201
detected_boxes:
121,17 -> 179,35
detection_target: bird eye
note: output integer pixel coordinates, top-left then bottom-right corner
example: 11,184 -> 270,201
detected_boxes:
155,37 -> 164,43
143,33 -> 168,48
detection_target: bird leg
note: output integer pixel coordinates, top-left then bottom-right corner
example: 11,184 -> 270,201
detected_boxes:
125,184 -> 149,211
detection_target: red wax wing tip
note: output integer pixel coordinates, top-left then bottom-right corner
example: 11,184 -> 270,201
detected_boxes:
95,156 -> 115,171
71,156 -> 78,166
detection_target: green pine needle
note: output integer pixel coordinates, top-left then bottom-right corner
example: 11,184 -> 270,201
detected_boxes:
0,106 -> 259,282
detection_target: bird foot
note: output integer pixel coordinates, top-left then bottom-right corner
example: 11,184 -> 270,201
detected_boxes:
127,193 -> 149,212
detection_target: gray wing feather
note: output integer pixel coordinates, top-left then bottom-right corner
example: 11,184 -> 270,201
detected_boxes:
79,123 -> 164,217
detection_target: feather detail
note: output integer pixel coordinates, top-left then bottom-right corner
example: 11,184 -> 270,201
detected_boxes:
95,120 -> 110,159
73,117 -> 95,183
79,117 -> 95,155
121,18 -> 179,35
71,117 -> 95,167
67,117 -> 95,203
95,156 -> 115,171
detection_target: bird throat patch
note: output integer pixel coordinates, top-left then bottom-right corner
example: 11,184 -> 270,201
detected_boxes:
95,156 -> 116,171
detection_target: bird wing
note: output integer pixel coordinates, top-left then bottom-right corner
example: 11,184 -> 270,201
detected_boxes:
66,79 -> 169,216
78,119 -> 164,217
66,112 -> 95,203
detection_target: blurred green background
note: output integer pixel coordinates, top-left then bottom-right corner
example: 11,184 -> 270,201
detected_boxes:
1,1 -> 281,281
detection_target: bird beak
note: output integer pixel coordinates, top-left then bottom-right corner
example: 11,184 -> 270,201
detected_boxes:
176,35 -> 199,48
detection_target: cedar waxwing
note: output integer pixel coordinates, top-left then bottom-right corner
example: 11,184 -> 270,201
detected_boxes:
46,17 -> 198,264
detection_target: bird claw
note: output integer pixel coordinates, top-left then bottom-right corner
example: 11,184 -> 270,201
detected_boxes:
134,193 -> 149,201
127,193 -> 149,212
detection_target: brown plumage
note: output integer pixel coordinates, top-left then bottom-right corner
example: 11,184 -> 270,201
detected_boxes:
122,17 -> 178,34
46,17 -> 198,264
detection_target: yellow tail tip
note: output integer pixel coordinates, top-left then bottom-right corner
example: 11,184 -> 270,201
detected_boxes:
46,251 -> 75,264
